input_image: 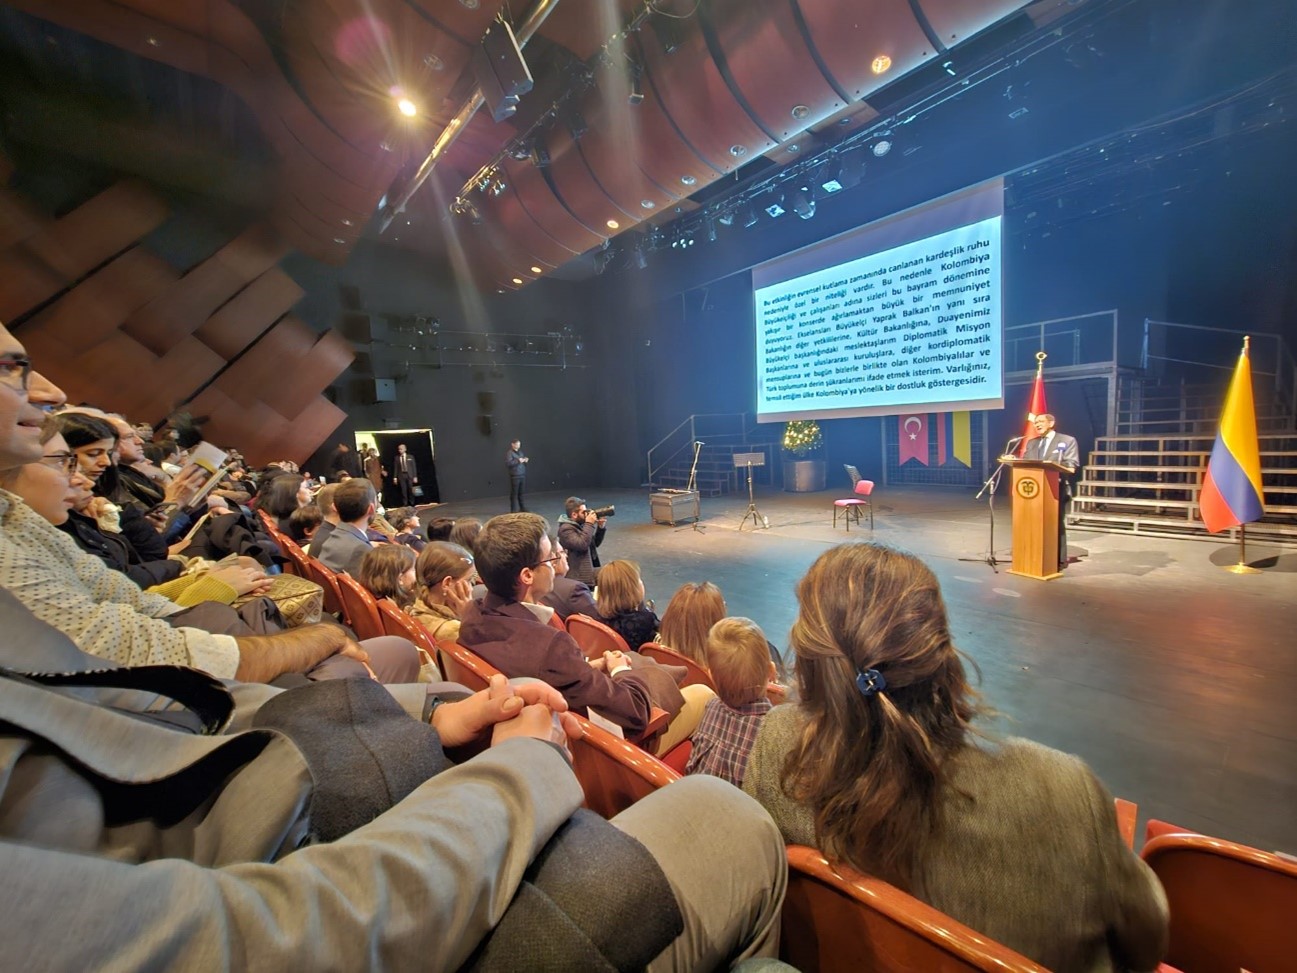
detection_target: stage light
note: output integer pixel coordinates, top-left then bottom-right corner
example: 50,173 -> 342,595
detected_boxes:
490,178 -> 507,196
511,277 -> 523,285
790,189 -> 815,220
530,265 -> 542,274
764,194 -> 786,219
606,219 -> 620,230
742,203 -> 760,228
817,163 -> 844,195
941,60 -> 956,77
871,55 -> 891,75
872,139 -> 892,157
397,97 -> 418,117
717,210 -> 735,227
705,219 -> 718,242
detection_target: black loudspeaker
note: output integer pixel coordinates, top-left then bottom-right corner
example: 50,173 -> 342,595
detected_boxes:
477,414 -> 494,437
477,391 -> 495,412
472,20 -> 533,123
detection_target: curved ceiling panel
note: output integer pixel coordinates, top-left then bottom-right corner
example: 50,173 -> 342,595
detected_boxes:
500,157 -> 606,256
576,119 -> 680,218
705,0 -> 846,143
796,0 -> 936,102
634,25 -> 772,175
483,189 -> 568,271
919,0 -> 1032,49
544,127 -> 634,234
402,0 -> 501,47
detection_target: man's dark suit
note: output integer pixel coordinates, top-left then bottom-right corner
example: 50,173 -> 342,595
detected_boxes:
393,452 -> 419,506
540,575 -> 600,622
317,523 -> 373,576
1025,430 -> 1080,568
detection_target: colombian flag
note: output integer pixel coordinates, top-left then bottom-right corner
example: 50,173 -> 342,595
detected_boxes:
936,412 -> 972,467
1199,339 -> 1264,533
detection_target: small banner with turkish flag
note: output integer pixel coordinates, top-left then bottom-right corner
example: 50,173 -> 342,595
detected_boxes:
899,414 -> 929,465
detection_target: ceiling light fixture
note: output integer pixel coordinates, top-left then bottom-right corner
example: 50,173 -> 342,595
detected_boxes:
511,277 -> 523,285
681,174 -> 696,186
871,55 -> 891,75
606,219 -> 620,230
872,139 -> 892,157
397,97 -> 418,118
764,195 -> 786,219
530,266 -> 542,274
790,189 -> 815,220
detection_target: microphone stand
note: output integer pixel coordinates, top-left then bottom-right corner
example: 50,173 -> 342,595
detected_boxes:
959,438 -> 1021,571
677,441 -> 705,533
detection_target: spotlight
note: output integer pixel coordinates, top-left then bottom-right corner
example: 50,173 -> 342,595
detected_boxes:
871,55 -> 892,75
742,203 -> 760,228
490,178 -> 507,197
397,97 -> 419,117
790,189 -> 815,220
529,142 -> 551,168
872,139 -> 892,157
705,219 -> 718,242
816,162 -> 844,195
941,60 -> 956,77
717,210 -> 735,227
628,62 -> 644,105
764,194 -> 786,219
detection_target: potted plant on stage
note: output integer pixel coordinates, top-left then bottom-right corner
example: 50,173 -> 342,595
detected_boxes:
782,420 -> 826,492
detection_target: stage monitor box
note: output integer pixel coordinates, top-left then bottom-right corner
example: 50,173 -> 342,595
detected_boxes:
650,490 -> 700,526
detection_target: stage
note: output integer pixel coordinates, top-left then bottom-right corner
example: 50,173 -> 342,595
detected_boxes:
422,483 -> 1297,854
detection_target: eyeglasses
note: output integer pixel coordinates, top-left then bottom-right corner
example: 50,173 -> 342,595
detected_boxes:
39,452 -> 78,475
0,356 -> 31,391
532,554 -> 562,569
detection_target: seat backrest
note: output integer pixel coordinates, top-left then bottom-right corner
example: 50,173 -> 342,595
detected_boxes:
276,534 -> 310,578
436,640 -> 499,693
302,557 -> 346,620
334,573 -> 386,641
569,713 -> 681,819
782,845 -> 1047,973
1142,830 -> 1297,973
375,598 -> 440,659
844,464 -> 862,486
566,613 -> 631,661
637,643 -> 717,691
854,478 -> 875,497
548,610 -> 566,633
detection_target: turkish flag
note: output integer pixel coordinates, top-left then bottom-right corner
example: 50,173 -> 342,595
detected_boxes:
898,414 -> 929,465
1017,371 -> 1048,457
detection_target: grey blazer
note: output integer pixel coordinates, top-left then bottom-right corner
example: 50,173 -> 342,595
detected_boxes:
317,522 -> 372,576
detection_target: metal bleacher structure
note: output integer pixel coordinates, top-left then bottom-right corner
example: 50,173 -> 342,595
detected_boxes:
647,413 -> 783,497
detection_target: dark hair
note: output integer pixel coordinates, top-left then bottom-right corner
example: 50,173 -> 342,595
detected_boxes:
415,541 -> 475,595
474,513 -> 548,599
426,517 -> 455,542
564,496 -> 586,518
782,543 -> 982,891
448,517 -> 482,552
259,473 -> 305,519
288,503 -> 322,542
142,443 -> 167,466
54,413 -> 127,503
333,478 -> 375,522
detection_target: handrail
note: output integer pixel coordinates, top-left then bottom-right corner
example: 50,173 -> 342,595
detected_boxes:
1004,309 -> 1119,372
645,412 -> 778,484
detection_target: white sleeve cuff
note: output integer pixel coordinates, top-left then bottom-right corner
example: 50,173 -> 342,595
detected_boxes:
180,630 -> 241,680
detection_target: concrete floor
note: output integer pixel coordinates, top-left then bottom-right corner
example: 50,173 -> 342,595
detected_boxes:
420,484 -> 1297,854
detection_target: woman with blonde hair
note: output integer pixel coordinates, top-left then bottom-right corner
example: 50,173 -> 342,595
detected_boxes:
357,544 -> 417,611
656,581 -> 727,666
595,559 -> 659,649
742,542 -> 1167,973
408,541 -> 476,644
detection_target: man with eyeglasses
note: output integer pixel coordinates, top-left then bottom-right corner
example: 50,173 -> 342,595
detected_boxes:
0,323 -> 786,971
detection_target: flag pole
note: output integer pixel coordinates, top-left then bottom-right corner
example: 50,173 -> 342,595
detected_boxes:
1227,522 -> 1261,574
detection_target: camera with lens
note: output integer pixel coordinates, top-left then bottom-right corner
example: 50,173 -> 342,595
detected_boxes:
592,505 -> 616,518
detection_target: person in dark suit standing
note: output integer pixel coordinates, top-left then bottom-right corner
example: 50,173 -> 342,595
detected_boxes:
1024,413 -> 1080,568
506,439 -> 528,512
392,443 -> 418,507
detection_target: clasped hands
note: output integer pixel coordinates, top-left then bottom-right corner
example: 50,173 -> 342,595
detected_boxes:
432,673 -> 583,756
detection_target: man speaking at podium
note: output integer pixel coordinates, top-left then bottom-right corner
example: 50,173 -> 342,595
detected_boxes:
1024,414 -> 1080,568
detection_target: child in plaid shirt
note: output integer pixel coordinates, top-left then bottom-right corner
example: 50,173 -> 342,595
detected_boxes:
685,617 -> 776,787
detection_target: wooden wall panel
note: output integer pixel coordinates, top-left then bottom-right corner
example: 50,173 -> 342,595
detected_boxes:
0,249 -> 66,323
195,268 -> 303,359
0,190 -> 46,250
261,325 -> 354,419
264,396 -> 349,469
124,338 -> 227,425
20,249 -> 176,366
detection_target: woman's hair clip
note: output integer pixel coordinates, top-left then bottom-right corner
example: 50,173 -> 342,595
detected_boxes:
856,668 -> 887,697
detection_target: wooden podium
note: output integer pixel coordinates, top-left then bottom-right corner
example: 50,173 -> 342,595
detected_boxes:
1004,458 -> 1071,580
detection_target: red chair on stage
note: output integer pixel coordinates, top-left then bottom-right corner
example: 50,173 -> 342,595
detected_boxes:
567,613 -> 631,661
833,464 -> 875,530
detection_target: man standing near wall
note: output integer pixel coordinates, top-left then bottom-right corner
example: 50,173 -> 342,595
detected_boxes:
392,443 -> 419,507
506,438 -> 528,512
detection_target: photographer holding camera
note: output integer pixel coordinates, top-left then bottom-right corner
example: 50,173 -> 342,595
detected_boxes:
557,495 -> 613,586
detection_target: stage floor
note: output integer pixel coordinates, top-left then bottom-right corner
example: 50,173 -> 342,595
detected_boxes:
421,483 -> 1297,853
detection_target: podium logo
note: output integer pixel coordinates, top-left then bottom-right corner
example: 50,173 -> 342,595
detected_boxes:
1015,478 -> 1039,500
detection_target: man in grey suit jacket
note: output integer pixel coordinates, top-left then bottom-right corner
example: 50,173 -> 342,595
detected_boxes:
317,478 -> 376,576
1025,413 -> 1080,568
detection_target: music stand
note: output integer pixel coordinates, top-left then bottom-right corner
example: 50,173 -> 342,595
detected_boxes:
734,452 -> 769,530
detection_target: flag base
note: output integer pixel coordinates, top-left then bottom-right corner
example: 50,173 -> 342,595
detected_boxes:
1224,562 -> 1262,575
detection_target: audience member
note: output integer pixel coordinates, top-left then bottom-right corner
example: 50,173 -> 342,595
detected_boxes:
656,581 -> 727,667
448,516 -> 482,553
409,541 -> 476,644
742,542 -> 1168,972
426,516 -> 455,542
458,513 -> 682,742
539,537 -> 600,621
288,503 -> 323,545
317,478 -> 376,576
557,495 -> 605,585
258,472 -> 311,535
358,543 -> 417,611
596,559 -> 660,648
388,507 -> 426,551
685,617 -> 774,787
308,482 -> 340,558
